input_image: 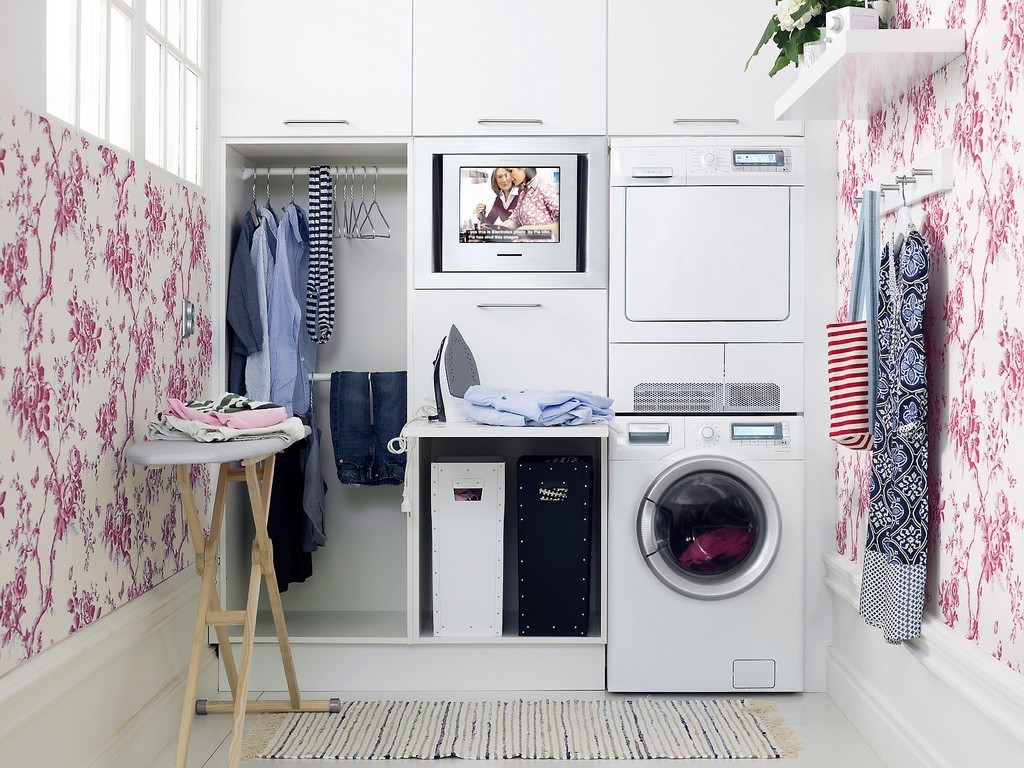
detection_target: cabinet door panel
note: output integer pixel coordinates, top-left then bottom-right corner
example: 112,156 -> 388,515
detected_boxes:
413,0 -> 606,136
220,0 -> 411,137
411,290 -> 608,414
608,0 -> 803,136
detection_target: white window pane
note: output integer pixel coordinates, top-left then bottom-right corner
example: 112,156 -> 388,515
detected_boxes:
108,7 -> 132,150
165,53 -> 181,176
167,0 -> 182,50
145,36 -> 162,165
46,0 -> 77,123
146,0 -> 164,31
79,0 -> 106,137
184,68 -> 199,184
184,0 -> 200,62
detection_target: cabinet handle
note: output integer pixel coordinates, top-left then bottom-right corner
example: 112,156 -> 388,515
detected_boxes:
476,303 -> 542,308
283,119 -> 350,125
476,119 -> 544,125
672,118 -> 740,124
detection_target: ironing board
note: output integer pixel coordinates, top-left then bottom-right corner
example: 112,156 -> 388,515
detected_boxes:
126,432 -> 339,768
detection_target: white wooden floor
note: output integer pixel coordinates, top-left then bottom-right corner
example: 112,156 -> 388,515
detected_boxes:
147,691 -> 886,767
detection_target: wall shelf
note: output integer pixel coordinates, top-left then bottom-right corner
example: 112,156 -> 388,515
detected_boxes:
774,29 -> 966,121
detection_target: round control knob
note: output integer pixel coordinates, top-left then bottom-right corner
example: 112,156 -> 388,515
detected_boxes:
701,152 -> 717,167
699,425 -> 716,441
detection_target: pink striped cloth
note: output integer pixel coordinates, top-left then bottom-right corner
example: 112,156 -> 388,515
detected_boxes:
163,396 -> 288,429
827,320 -> 872,450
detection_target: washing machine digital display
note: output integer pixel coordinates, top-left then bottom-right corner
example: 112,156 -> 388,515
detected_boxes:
731,423 -> 783,441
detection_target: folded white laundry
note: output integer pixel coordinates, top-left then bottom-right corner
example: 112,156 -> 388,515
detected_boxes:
147,413 -> 307,443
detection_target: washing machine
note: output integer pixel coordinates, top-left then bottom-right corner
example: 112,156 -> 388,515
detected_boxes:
607,415 -> 804,693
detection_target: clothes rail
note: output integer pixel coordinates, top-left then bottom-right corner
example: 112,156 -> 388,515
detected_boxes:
854,148 -> 954,213
241,166 -> 406,180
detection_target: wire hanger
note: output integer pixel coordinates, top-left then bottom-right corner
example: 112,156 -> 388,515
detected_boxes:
264,167 -> 273,211
290,167 -> 296,204
363,166 -> 390,238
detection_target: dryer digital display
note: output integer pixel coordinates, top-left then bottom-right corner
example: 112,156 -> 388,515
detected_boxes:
732,150 -> 786,167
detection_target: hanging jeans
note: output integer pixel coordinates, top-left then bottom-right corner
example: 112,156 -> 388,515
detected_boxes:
330,371 -> 407,486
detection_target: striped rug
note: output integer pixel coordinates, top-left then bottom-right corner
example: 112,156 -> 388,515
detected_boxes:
243,699 -> 801,760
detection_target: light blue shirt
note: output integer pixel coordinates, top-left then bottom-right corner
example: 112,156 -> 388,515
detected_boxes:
269,204 -> 307,413
245,208 -> 278,402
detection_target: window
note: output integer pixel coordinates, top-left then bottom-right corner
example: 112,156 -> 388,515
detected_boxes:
47,0 -> 204,185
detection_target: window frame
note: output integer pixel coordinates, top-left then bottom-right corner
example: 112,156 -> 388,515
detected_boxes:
46,0 -> 206,187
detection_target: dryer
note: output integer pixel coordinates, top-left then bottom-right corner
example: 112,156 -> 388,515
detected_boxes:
606,415 -> 804,693
609,138 -> 805,414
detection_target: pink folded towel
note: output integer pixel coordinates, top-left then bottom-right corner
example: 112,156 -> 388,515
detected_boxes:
163,394 -> 288,430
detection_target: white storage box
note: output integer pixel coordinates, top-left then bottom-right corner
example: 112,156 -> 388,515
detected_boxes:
430,460 -> 505,637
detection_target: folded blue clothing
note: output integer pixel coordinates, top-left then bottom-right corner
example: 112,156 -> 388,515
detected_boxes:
462,386 -> 614,427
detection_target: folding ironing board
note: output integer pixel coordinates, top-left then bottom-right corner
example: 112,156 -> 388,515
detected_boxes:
126,432 -> 339,768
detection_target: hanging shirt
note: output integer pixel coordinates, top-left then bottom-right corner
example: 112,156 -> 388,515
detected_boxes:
269,203 -> 307,413
226,211 -> 259,394
245,208 -> 278,402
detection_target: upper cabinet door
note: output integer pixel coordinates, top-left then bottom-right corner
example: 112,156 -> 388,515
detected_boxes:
413,0 -> 606,136
219,0 -> 412,137
608,0 -> 803,136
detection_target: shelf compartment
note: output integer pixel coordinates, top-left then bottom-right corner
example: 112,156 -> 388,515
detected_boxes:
227,610 -> 409,644
775,29 -> 966,121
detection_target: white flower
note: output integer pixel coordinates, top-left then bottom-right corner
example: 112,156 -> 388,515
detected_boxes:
776,0 -> 821,31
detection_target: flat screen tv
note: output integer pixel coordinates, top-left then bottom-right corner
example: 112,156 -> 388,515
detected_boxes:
432,152 -> 586,273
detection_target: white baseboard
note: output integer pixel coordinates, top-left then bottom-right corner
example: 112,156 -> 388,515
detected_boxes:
824,553 -> 1024,768
0,569 -> 217,768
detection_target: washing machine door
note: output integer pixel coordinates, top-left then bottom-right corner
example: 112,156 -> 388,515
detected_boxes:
637,455 -> 781,600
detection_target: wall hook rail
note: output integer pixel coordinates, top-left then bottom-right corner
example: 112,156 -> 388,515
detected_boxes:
854,148 -> 954,212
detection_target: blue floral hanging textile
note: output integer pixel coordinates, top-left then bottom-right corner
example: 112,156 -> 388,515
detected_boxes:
859,227 -> 930,644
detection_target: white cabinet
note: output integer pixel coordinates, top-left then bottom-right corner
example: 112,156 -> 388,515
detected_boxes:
410,290 -> 608,412
608,0 -> 803,136
219,0 -> 411,137
412,0 -> 606,136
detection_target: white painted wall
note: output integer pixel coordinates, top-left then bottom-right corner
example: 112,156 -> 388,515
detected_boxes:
802,120 -> 838,692
0,2 -> 46,114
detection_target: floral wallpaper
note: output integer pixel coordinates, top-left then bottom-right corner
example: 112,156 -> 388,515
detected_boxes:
0,99 -> 211,678
835,0 -> 1024,672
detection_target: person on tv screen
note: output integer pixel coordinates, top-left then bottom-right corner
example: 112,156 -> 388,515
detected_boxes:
474,167 -> 520,225
500,167 -> 559,239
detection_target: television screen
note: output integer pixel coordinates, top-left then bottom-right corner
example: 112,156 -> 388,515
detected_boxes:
458,166 -> 561,244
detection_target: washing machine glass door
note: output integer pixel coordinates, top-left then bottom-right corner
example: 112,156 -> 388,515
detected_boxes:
637,455 -> 781,600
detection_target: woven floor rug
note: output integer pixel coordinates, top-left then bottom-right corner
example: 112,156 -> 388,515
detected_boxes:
242,699 -> 801,760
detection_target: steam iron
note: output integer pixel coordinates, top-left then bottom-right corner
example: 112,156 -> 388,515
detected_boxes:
432,324 -> 480,422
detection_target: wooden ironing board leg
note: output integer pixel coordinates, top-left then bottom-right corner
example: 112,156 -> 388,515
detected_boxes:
155,449 -> 341,768
173,463 -> 231,768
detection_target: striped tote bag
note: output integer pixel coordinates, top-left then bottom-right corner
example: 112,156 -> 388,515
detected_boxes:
827,321 -> 871,449
828,190 -> 879,451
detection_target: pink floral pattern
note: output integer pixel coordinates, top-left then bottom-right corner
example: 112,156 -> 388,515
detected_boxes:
836,0 -> 1024,672
0,98 -> 210,676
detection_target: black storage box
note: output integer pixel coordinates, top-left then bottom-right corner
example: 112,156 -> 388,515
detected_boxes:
516,456 -> 593,637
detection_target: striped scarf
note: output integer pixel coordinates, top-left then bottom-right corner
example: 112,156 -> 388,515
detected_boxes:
306,165 -> 336,343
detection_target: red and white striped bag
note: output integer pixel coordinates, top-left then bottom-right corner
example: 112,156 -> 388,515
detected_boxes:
828,190 -> 878,451
826,320 -> 872,450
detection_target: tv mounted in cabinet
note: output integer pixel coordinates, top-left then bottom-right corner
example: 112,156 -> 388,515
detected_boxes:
413,137 -> 608,289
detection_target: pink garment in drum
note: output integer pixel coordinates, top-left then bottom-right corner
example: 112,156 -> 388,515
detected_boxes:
679,527 -> 754,573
